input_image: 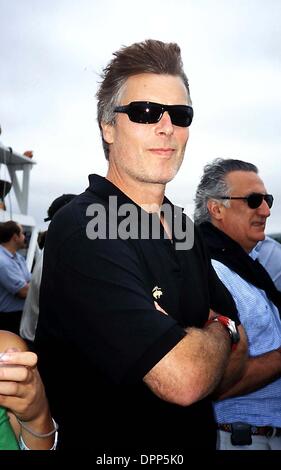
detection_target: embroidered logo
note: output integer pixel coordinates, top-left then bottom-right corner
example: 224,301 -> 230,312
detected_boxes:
152,286 -> 163,300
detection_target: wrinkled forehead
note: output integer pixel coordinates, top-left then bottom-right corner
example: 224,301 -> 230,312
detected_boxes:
226,171 -> 267,195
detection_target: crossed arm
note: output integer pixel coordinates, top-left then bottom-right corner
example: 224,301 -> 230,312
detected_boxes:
16,283 -> 30,299
144,307 -> 247,406
215,346 -> 281,400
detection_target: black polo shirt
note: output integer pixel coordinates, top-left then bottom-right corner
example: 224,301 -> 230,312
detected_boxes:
35,174 -> 238,452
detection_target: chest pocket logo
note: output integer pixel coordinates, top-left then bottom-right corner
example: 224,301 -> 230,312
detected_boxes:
152,286 -> 163,300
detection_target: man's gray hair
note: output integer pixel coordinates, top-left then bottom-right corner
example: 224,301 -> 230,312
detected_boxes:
194,158 -> 258,224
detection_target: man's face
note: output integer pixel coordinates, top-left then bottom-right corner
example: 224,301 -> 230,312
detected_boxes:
14,225 -> 26,250
102,73 -> 190,186
218,171 -> 271,252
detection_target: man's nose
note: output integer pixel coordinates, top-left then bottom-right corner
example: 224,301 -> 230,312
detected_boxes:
155,111 -> 174,135
258,198 -> 271,217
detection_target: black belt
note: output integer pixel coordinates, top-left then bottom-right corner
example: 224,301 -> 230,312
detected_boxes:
218,423 -> 281,437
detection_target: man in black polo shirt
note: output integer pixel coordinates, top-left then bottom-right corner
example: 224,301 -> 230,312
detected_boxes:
35,40 -> 246,453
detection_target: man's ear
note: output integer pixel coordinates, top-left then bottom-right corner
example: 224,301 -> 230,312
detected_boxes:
207,199 -> 224,221
12,233 -> 19,242
101,122 -> 115,145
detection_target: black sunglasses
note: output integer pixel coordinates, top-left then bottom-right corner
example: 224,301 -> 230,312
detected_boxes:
217,193 -> 274,209
114,101 -> 193,127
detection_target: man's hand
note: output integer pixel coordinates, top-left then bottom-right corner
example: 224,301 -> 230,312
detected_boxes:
212,324 -> 248,399
23,150 -> 33,158
16,283 -> 29,299
0,333 -> 55,449
0,349 -> 47,422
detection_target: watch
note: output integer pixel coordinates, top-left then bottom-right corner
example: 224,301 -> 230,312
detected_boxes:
207,315 -> 240,349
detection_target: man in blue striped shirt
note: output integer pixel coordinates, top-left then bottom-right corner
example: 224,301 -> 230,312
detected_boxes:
195,158 -> 281,450
0,221 -> 31,334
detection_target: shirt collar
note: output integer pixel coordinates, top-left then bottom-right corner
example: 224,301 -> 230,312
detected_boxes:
249,244 -> 260,261
0,245 -> 15,258
86,173 -> 183,214
86,174 -> 185,240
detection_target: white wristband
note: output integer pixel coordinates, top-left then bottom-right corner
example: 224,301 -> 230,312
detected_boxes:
19,427 -> 58,450
16,416 -> 58,438
18,417 -> 58,450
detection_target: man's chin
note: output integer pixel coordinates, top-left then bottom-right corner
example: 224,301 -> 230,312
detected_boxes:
138,174 -> 176,185
253,232 -> 266,244
152,169 -> 181,185
155,176 -> 175,185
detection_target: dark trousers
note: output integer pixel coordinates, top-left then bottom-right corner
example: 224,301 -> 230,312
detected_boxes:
0,310 -> 22,335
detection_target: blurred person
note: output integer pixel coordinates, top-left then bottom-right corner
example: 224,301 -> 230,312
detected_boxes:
35,40 -> 246,452
0,221 -> 31,334
0,329 -> 58,450
194,158 -> 281,450
20,194 -> 77,344
256,235 -> 281,292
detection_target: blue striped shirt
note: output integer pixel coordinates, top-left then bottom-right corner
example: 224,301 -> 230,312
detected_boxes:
212,248 -> 281,427
0,245 -> 31,312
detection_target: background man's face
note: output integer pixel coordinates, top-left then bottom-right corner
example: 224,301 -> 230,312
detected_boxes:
219,171 -> 271,252
15,225 -> 26,249
104,73 -> 190,187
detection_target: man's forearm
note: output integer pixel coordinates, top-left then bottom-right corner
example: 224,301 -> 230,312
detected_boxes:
17,283 -> 29,299
144,321 -> 232,406
199,322 -> 233,396
216,347 -> 281,400
213,325 -> 248,398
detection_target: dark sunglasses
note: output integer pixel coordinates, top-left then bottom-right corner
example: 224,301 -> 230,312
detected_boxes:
114,101 -> 193,127
217,193 -> 274,209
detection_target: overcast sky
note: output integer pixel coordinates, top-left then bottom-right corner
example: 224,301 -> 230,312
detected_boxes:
1,0 -> 280,233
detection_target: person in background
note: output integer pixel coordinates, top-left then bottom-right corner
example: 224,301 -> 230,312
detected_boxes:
0,329 -> 58,450
20,194 -> 76,344
0,221 -> 31,334
194,158 -> 281,450
256,235 -> 281,292
35,39 -> 246,452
